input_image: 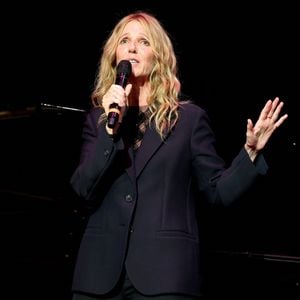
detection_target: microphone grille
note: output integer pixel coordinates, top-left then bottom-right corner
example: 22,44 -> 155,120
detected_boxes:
117,60 -> 132,76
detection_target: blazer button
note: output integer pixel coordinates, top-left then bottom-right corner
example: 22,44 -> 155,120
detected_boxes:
104,149 -> 110,157
125,194 -> 133,202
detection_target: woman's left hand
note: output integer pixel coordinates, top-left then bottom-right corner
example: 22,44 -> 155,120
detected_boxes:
244,97 -> 288,160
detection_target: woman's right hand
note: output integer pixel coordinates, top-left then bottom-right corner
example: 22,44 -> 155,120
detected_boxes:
102,84 -> 132,135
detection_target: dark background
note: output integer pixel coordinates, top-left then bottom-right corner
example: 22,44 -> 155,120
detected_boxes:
1,1 -> 298,299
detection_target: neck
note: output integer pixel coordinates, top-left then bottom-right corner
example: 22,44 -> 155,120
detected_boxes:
128,81 -> 150,108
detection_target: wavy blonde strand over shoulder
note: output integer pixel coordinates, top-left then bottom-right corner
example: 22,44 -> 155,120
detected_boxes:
92,11 -> 182,139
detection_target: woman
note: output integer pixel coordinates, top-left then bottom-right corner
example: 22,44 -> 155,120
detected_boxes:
70,11 -> 288,300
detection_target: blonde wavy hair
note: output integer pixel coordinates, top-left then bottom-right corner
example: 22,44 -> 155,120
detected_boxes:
92,11 -> 181,139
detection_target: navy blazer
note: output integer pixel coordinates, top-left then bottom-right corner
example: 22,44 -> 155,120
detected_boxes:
70,102 -> 268,296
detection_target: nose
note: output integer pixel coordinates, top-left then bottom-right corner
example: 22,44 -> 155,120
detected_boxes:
128,41 -> 137,53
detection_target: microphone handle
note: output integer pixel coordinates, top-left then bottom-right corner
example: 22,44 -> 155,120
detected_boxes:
107,103 -> 120,129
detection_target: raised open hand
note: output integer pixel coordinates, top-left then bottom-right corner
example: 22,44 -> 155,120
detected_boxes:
245,97 -> 288,160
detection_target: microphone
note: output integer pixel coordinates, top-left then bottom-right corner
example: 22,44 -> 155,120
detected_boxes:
107,60 -> 132,129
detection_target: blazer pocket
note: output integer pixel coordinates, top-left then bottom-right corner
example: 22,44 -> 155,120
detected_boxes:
156,230 -> 197,241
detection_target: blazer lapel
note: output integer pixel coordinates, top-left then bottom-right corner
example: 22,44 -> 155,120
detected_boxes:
125,148 -> 137,184
134,125 -> 169,178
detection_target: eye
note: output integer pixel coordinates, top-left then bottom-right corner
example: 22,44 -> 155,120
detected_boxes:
119,37 -> 129,44
140,39 -> 150,46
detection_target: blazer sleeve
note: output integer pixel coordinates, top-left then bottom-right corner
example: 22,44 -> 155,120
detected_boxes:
70,108 -> 125,200
190,106 -> 268,206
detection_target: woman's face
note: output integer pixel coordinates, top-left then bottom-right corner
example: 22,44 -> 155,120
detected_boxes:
116,20 -> 154,80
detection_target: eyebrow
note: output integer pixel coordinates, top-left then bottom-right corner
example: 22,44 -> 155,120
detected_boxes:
119,32 -> 149,39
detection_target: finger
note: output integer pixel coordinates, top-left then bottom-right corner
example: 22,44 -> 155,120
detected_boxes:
246,118 -> 254,133
267,97 -> 280,118
274,113 -> 288,128
114,85 -> 126,99
258,99 -> 273,120
270,101 -> 284,121
125,84 -> 132,97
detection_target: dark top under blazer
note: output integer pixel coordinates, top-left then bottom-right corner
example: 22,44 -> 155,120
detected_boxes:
70,102 -> 268,296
